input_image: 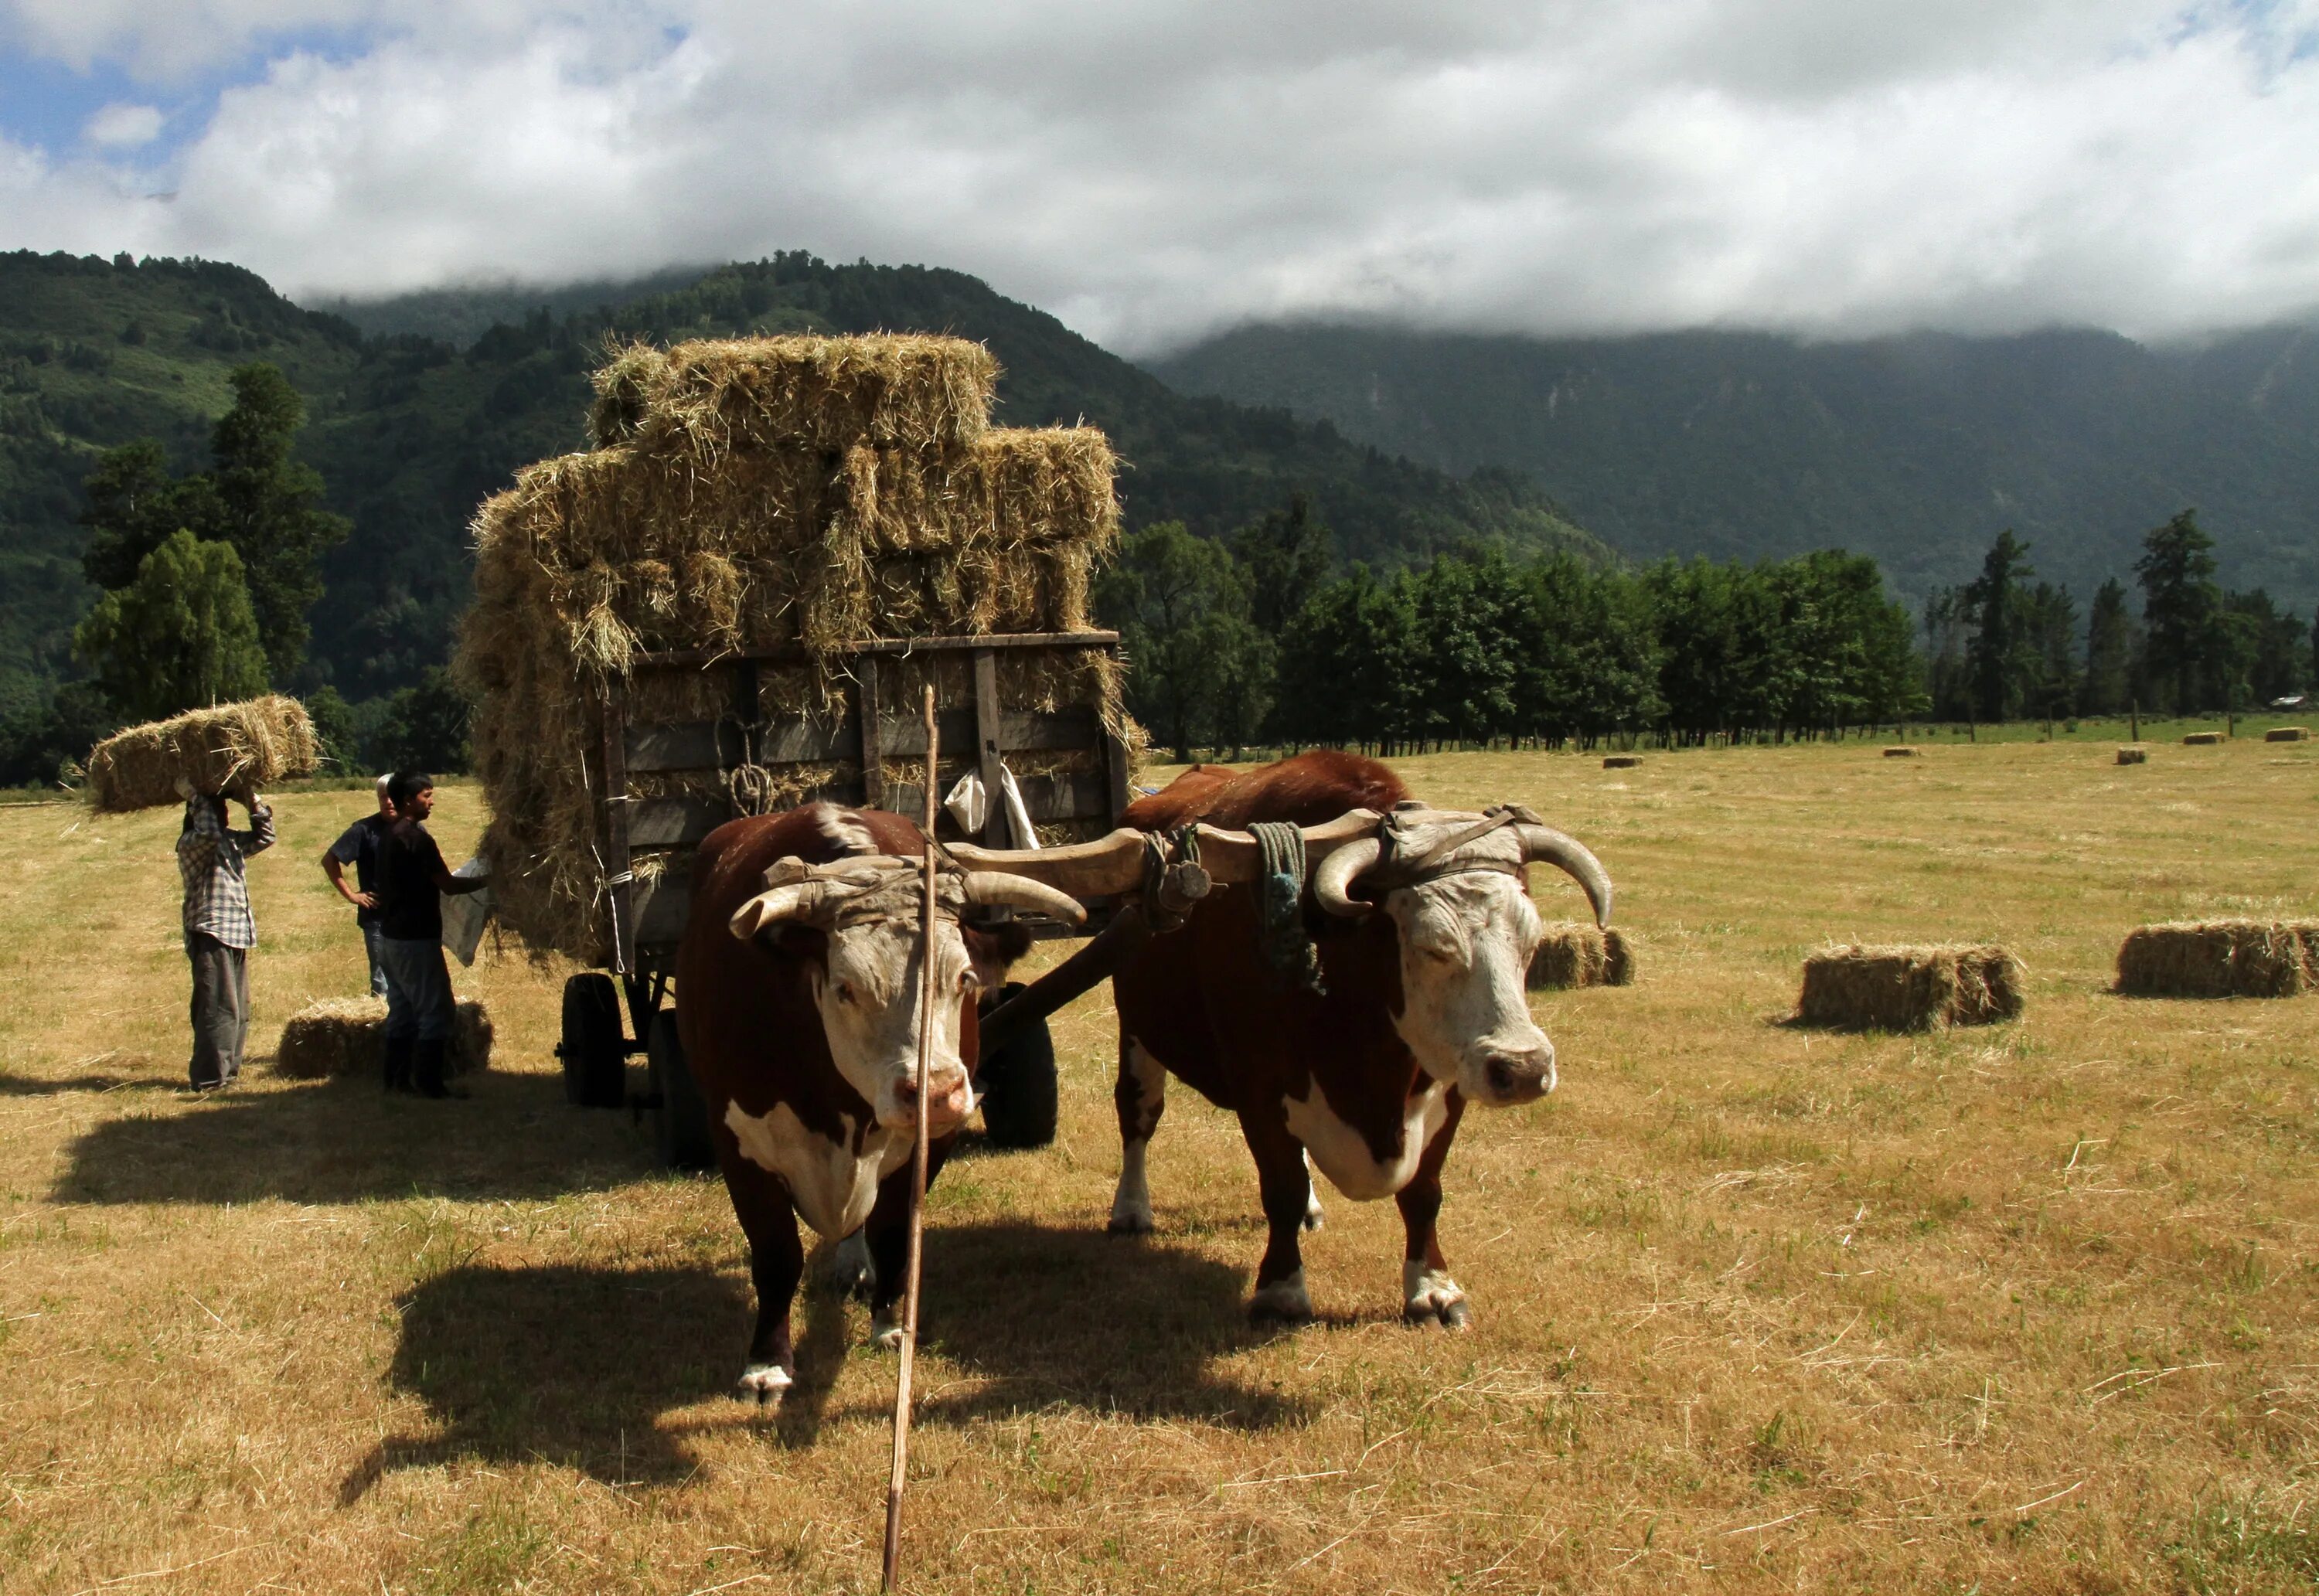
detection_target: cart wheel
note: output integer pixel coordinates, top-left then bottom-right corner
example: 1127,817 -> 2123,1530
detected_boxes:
976,982 -> 1057,1149
649,1009 -> 717,1171
560,973 -> 626,1108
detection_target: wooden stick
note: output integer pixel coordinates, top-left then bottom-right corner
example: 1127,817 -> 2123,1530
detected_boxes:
883,684 -> 939,1592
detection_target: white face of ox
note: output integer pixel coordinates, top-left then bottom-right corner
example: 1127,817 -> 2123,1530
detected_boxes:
807,915 -> 980,1134
1377,827 -> 1555,1107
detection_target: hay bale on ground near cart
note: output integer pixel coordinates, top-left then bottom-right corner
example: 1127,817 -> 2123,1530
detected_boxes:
2266,727 -> 2308,743
2115,921 -> 2319,999
460,334 -> 1132,964
2117,747 -> 2148,764
2184,731 -> 2225,745
273,997 -> 493,1079
1527,924 -> 1638,990
1796,944 -> 2023,1031
84,696 -> 317,814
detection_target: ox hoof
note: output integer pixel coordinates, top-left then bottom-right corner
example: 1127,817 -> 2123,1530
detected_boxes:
736,1363 -> 794,1407
870,1315 -> 907,1353
1106,1210 -> 1154,1237
1401,1267 -> 1472,1331
1247,1272 -> 1314,1325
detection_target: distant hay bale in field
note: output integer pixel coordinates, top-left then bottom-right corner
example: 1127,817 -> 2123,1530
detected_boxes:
459,334 -> 1129,963
2266,727 -> 2308,743
84,696 -> 318,814
1602,754 -> 1642,770
2116,746 -> 2148,765
2115,921 -> 2319,999
1882,747 -> 1920,757
1795,944 -> 2023,1031
1527,924 -> 1637,990
2184,731 -> 2225,746
273,997 -> 494,1079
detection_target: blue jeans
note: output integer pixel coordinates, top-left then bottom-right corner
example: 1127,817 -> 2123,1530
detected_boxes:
378,937 -> 455,1042
361,921 -> 388,997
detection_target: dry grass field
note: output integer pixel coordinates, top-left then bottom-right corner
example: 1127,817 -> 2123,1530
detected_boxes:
6,738 -> 2319,1594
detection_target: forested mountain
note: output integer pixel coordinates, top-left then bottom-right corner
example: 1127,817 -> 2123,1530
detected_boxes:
1150,323 -> 2319,611
0,250 -> 1599,711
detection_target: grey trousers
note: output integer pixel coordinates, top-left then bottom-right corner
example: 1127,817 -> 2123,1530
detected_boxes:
186,931 -> 250,1089
378,936 -> 455,1042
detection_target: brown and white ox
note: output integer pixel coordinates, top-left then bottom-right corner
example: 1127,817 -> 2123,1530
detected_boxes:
676,802 -> 1078,1403
1107,751 -> 1611,1327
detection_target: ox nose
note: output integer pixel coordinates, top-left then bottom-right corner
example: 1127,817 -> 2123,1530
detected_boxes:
894,1070 -> 973,1131
1483,1048 -> 1555,1104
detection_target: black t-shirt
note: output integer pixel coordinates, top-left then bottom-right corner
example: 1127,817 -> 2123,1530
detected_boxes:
328,812 -> 391,926
377,818 -> 448,941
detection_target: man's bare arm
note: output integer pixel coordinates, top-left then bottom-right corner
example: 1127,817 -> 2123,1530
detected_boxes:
322,851 -> 377,910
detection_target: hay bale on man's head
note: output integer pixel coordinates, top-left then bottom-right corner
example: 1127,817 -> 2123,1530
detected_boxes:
2115,921 -> 2319,999
2184,731 -> 2226,746
1528,924 -> 1638,990
85,696 -> 318,814
2116,747 -> 2148,765
1795,944 -> 2023,1031
272,996 -> 493,1078
2266,727 -> 2309,743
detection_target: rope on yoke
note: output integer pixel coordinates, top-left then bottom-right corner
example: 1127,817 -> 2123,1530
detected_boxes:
1251,820 -> 1326,995
1141,824 -> 1204,934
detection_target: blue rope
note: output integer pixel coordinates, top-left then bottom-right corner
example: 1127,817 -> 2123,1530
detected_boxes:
1251,821 -> 1326,995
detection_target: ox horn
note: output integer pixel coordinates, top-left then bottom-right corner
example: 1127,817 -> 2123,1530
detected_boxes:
1311,836 -> 1383,918
1518,823 -> 1614,929
728,883 -> 826,939
948,828 -> 1147,900
959,872 -> 1088,927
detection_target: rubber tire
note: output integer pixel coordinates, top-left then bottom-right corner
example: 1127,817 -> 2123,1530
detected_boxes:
649,1009 -> 717,1172
560,973 -> 627,1108
976,982 -> 1058,1149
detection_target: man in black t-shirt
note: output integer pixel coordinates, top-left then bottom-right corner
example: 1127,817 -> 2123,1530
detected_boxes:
321,775 -> 394,995
376,771 -> 489,1097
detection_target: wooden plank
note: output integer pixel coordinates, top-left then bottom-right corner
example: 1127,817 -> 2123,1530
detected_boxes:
601,693 -> 636,977
635,631 -> 1120,668
972,648 -> 1006,845
857,655 -> 884,809
630,797 -> 733,849
628,706 -> 1103,775
634,876 -> 692,950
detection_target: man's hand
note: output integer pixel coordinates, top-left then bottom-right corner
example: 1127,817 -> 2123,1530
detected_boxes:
351,890 -> 378,910
172,774 -> 196,801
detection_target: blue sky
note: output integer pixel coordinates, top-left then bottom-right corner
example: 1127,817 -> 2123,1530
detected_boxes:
0,2 -> 2314,351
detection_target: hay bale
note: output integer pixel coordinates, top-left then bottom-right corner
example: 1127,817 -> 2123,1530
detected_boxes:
460,335 -> 1129,963
2184,731 -> 2225,745
2115,921 -> 2319,999
1527,924 -> 1637,989
1882,747 -> 1920,757
1795,944 -> 2023,1031
2266,727 -> 2308,743
2116,746 -> 2148,765
274,997 -> 494,1079
1601,754 -> 1641,770
85,696 -> 318,814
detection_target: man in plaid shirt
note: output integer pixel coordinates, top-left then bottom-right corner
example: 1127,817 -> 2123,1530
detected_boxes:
179,784 -> 276,1090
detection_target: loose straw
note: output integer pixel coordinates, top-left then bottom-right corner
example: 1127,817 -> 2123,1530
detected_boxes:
884,684 -> 939,1591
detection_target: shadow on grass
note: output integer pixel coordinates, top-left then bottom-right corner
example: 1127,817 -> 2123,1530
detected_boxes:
340,1262 -> 751,1499
0,1069 -> 181,1097
342,1224 -> 1302,1496
52,1070 -> 653,1204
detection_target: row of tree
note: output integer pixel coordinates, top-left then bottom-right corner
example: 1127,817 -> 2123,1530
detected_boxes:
1924,512 -> 2312,723
1098,500 -> 1922,759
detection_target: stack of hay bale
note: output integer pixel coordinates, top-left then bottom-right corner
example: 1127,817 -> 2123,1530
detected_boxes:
459,335 -> 1127,963
2116,921 -> 2319,999
84,696 -> 317,812
274,997 -> 494,1078
1795,944 -> 2024,1030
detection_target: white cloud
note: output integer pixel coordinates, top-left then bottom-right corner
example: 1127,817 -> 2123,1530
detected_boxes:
2,0 -> 2316,350
81,102 -> 163,147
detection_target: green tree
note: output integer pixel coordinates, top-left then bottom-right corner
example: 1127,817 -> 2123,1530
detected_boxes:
73,530 -> 269,722
2222,589 -> 2305,706
1230,495 -> 1335,635
77,439 -> 221,590
1921,587 -> 1972,720
2020,582 -> 2080,727
366,668 -> 472,773
207,363 -> 349,681
1275,567 -> 1416,752
1095,522 -> 1262,761
2081,578 -> 2136,716
2135,509 -> 2222,713
1964,530 -> 2036,722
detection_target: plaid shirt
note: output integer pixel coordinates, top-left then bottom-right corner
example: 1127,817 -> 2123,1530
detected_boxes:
179,796 -> 275,949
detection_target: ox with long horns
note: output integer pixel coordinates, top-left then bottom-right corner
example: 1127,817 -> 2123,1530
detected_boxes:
678,802 -> 1083,1402
959,750 -> 1611,1327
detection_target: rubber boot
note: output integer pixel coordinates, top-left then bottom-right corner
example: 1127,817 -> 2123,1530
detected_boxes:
414,1039 -> 464,1099
383,1035 -> 415,1094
